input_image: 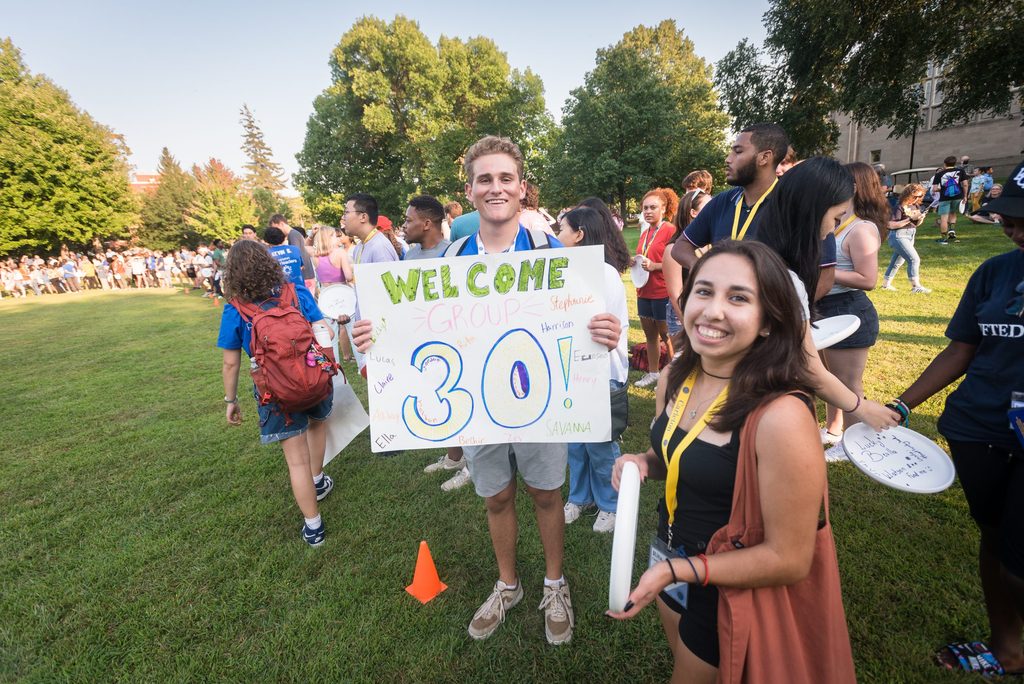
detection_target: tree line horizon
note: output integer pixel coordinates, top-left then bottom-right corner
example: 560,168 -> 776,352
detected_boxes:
1,4 -> 1018,255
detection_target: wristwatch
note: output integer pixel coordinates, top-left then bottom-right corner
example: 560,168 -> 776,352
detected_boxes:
224,395 -> 238,404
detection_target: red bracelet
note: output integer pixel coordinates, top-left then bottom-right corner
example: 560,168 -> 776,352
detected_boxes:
697,554 -> 710,587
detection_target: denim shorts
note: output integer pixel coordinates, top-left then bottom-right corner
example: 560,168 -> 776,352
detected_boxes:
254,386 -> 333,445
937,199 -> 960,216
814,290 -> 879,349
462,442 -> 568,497
637,296 -> 669,322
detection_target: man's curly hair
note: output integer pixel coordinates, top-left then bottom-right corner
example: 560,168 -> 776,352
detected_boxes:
223,240 -> 284,302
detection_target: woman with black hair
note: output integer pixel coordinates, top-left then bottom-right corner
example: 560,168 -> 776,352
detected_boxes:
608,240 -> 855,683
755,156 -> 898,432
557,206 -> 631,533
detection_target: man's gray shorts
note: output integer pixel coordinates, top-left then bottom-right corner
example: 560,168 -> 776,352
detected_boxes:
462,442 -> 568,498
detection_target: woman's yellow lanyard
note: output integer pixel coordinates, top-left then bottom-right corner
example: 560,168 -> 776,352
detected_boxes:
354,228 -> 379,265
662,368 -> 729,528
731,178 -> 778,241
639,221 -> 664,258
834,214 -> 857,237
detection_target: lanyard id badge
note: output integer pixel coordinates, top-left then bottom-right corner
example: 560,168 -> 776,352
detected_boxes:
649,535 -> 689,609
1010,392 -> 1024,449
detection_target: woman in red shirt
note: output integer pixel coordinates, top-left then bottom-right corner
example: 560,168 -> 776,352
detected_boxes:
634,188 -> 679,388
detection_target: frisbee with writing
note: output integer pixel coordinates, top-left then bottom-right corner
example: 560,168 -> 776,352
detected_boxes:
811,314 -> 861,350
842,423 -> 955,494
318,284 -> 357,319
609,461 -> 641,612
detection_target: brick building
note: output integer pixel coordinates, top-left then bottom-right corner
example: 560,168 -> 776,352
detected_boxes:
833,68 -> 1022,178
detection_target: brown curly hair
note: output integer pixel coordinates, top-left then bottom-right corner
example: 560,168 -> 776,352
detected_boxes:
223,240 -> 284,303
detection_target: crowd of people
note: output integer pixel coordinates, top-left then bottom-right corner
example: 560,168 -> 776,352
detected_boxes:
5,122 -> 1020,680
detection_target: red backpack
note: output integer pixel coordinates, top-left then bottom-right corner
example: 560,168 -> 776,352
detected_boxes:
231,283 -> 337,417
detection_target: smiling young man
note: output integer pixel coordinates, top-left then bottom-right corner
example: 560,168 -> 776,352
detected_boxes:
671,123 -> 837,301
353,135 -> 622,645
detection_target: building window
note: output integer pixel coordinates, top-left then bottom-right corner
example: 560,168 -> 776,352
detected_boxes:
870,149 -> 882,163
933,79 -> 944,105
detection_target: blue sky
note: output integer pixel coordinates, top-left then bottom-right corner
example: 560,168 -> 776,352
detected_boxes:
2,0 -> 768,185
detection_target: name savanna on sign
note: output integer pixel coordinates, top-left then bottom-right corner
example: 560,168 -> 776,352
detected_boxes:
355,245 -> 611,452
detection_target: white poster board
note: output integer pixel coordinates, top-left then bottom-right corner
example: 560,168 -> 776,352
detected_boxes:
355,245 -> 611,452
323,372 -> 370,467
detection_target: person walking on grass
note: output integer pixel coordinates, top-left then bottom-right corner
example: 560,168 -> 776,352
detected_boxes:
931,155 -> 970,244
882,183 -> 931,293
217,240 -> 336,547
353,135 -> 623,645
891,158 -> 1024,678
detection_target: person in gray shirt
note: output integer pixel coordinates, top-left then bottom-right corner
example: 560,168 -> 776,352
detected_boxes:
403,195 -> 451,261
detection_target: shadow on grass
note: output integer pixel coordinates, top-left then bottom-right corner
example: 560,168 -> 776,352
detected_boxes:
883,314 -> 952,326
878,331 -> 947,347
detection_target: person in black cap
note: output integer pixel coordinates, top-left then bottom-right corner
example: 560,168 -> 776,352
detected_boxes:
890,159 -> 1024,676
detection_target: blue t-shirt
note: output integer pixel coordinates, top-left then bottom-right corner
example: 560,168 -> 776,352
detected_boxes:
938,248 -> 1024,449
267,244 -> 305,286
216,284 -> 324,357
681,187 -> 837,267
450,211 -> 481,241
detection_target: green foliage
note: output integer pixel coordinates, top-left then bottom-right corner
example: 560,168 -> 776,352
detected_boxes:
715,39 -> 840,157
296,16 -> 553,220
546,21 -> 728,215
239,104 -> 287,194
252,187 -> 291,228
138,148 -> 197,250
185,159 -> 258,243
717,0 -> 1024,153
0,38 -> 136,254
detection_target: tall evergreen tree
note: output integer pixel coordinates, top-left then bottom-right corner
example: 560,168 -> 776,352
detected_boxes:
0,38 -> 135,254
239,104 -> 287,193
138,148 -> 197,250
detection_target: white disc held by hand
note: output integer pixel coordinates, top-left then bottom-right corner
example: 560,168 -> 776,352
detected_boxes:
811,314 -> 860,350
630,260 -> 650,288
318,284 -> 356,319
609,461 -> 642,612
842,424 -> 956,494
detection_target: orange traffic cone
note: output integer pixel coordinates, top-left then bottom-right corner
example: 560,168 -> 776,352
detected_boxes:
406,540 -> 447,604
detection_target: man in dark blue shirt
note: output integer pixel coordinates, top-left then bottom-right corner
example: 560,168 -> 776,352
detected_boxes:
671,123 -> 837,301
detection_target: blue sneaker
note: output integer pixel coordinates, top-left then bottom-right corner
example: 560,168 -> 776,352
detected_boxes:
315,474 -> 334,502
302,521 -> 325,547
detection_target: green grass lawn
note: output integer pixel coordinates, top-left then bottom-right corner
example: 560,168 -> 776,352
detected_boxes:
0,217 -> 1012,682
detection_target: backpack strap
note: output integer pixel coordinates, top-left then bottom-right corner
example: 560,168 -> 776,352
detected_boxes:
526,228 -> 551,250
444,235 -> 473,257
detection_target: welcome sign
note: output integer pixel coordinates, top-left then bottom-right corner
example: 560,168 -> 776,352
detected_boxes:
355,245 -> 611,452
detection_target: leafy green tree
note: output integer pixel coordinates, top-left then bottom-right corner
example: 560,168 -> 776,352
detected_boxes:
138,147 -> 197,250
716,0 -> 1024,153
296,16 -> 552,221
252,187 -> 292,228
186,159 -> 258,243
0,38 -> 135,254
547,21 -> 728,215
239,104 -> 287,194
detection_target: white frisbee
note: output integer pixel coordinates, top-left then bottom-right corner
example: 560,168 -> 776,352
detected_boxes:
318,284 -> 357,319
811,314 -> 861,350
630,260 -> 650,289
842,423 -> 956,494
609,461 -> 642,612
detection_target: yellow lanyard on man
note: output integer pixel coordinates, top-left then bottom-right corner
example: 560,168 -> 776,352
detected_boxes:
731,178 -> 778,241
661,368 -> 729,526
355,228 -> 379,265
834,215 -> 857,237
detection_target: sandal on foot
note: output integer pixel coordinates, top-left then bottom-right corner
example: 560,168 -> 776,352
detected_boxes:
935,641 -> 1008,677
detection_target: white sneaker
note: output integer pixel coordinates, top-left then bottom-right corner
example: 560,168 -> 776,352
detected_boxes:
539,582 -> 574,645
441,467 -> 471,492
881,283 -> 897,291
824,444 -> 848,462
633,372 -> 659,388
820,427 -> 843,445
563,502 -> 594,524
592,510 -> 616,533
468,581 -> 524,640
911,285 -> 932,294
424,454 -> 464,473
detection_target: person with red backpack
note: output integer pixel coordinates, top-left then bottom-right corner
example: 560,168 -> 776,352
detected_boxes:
217,240 -> 337,547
